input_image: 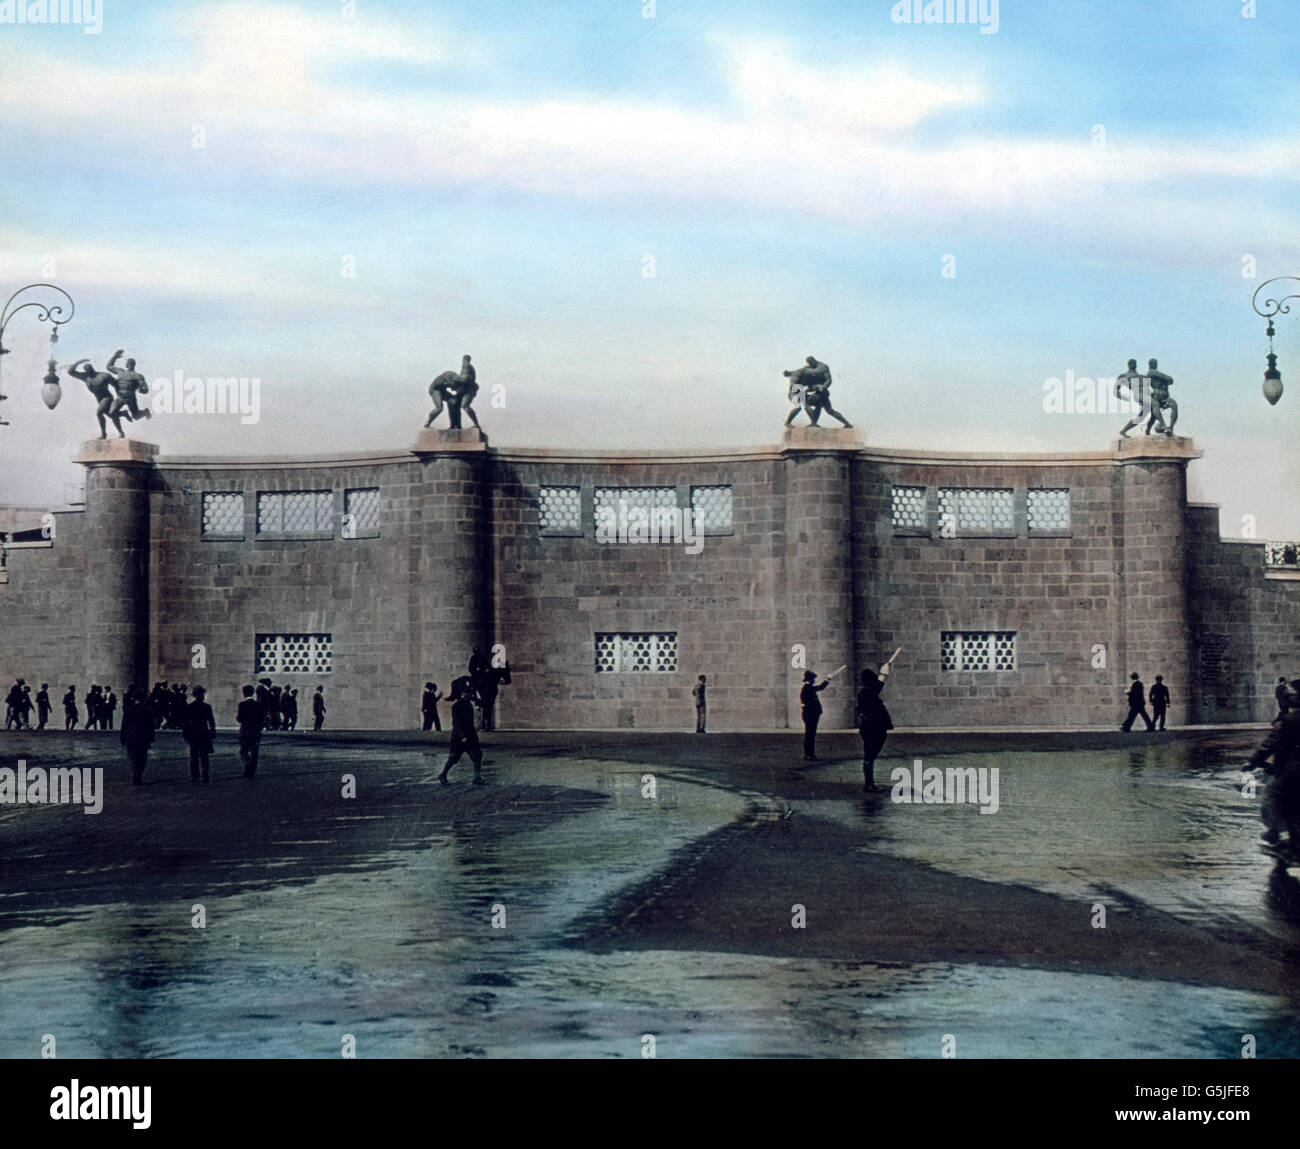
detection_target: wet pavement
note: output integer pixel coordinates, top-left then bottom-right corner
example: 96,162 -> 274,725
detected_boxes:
0,726 -> 1297,1058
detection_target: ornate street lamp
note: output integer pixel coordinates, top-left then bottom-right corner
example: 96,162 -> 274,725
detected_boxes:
1251,276 -> 1300,406
0,283 -> 76,425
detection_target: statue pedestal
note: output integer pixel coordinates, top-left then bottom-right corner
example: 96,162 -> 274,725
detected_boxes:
781,424 -> 863,451
1112,435 -> 1201,462
412,427 -> 490,454
74,438 -> 160,465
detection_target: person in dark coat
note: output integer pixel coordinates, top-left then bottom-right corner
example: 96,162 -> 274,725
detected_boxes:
800,670 -> 830,761
256,679 -> 274,730
1121,672 -> 1154,732
1277,677 -> 1293,721
119,688 -> 155,785
1149,675 -> 1171,731
438,677 -> 483,784
478,664 -> 510,732
693,675 -> 707,734
104,687 -> 117,731
857,664 -> 895,792
35,684 -> 51,730
63,685 -> 78,730
236,685 -> 263,778
1248,681 -> 1300,849
312,686 -> 326,731
84,685 -> 100,731
283,688 -> 299,730
421,682 -> 443,732
3,679 -> 22,729
183,685 -> 217,782
14,685 -> 33,730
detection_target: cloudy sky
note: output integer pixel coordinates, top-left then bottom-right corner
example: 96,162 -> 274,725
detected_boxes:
0,0 -> 1298,534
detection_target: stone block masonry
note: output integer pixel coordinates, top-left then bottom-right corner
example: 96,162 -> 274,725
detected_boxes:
1,430 -> 1288,730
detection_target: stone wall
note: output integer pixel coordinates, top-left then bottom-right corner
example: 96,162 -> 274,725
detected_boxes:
1,430 -> 1285,730
1186,504 -> 1300,722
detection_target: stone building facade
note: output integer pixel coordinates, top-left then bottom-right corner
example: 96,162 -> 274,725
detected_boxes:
0,427 -> 1295,730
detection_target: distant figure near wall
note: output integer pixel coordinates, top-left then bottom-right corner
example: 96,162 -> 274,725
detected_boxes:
1121,672 -> 1154,732
694,674 -> 707,733
1149,675 -> 1171,731
237,685 -> 262,778
120,687 -> 155,785
800,670 -> 830,760
312,685 -> 326,731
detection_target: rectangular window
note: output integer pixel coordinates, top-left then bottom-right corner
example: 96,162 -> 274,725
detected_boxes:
1027,488 -> 1070,532
937,488 -> 1015,533
593,487 -> 681,542
594,632 -> 679,673
941,631 -> 1016,672
202,492 -> 245,537
690,485 -> 733,533
1265,542 -> 1300,569
539,485 -> 582,535
344,487 -> 381,536
256,633 -> 333,675
257,490 -> 333,534
891,485 -> 926,530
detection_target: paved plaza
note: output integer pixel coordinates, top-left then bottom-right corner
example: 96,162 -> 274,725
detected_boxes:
0,726 -> 1297,1058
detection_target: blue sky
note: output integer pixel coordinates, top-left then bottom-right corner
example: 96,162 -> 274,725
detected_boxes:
1,0 -> 1298,534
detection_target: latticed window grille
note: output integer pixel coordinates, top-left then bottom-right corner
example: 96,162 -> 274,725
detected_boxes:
891,486 -> 926,529
256,634 -> 333,675
594,487 -> 678,524
202,492 -> 245,535
937,488 -> 1015,532
941,631 -> 1016,671
690,486 -> 733,532
257,491 -> 333,533
1265,542 -> 1300,568
594,632 -> 678,673
1027,489 -> 1070,531
539,486 -> 582,533
344,488 -> 381,534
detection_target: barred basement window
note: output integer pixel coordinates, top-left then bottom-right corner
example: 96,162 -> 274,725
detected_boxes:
941,631 -> 1017,672
1027,489 -> 1070,531
202,492 -> 245,536
539,485 -> 582,534
937,488 -> 1015,532
344,487 -> 381,536
690,485 -> 732,532
256,634 -> 333,675
594,632 -> 679,673
257,490 -> 333,534
891,486 -> 926,529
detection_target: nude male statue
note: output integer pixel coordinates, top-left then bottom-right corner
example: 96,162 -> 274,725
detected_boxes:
783,356 -> 852,428
106,349 -> 152,424
68,359 -> 129,438
1144,358 -> 1177,437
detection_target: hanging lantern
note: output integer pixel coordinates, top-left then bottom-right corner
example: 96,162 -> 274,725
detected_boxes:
42,358 -> 61,410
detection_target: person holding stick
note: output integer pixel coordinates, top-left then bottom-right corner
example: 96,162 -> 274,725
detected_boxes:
800,667 -> 841,761
858,649 -> 900,793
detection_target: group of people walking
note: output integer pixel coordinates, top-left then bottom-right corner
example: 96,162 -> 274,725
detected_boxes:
4,680 -> 124,731
1120,672 -> 1173,732
422,648 -> 513,784
421,648 -> 511,734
